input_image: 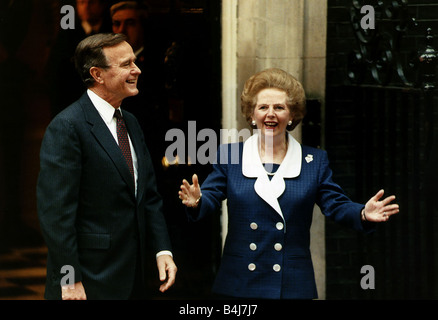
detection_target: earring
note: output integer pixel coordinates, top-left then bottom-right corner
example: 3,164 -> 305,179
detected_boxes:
288,120 -> 293,126
251,120 -> 256,126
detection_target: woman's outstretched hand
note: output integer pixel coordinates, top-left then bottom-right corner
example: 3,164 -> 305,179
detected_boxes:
362,189 -> 399,222
179,174 -> 202,208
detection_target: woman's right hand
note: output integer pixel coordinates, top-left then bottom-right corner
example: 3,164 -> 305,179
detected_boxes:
179,174 -> 202,208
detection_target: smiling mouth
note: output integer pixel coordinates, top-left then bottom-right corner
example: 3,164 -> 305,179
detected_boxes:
126,79 -> 137,84
264,121 -> 278,129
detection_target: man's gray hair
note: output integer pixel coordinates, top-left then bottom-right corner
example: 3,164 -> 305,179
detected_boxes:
74,33 -> 127,88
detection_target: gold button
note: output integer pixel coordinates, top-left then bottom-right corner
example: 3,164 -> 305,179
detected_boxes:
276,222 -> 284,230
274,243 -> 282,251
248,263 -> 256,271
250,222 -> 258,230
249,243 -> 257,251
273,264 -> 281,272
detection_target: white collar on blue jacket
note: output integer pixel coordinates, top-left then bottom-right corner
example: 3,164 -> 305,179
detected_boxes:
242,132 -> 302,226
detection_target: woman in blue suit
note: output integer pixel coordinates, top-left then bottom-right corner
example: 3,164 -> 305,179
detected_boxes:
179,68 -> 399,299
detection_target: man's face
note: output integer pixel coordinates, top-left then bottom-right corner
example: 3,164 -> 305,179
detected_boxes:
76,0 -> 105,24
112,9 -> 144,52
99,41 -> 141,106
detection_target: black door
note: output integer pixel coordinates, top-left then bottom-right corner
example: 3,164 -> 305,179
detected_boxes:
325,0 -> 438,299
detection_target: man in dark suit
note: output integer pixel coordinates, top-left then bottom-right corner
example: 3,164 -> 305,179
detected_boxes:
37,33 -> 177,300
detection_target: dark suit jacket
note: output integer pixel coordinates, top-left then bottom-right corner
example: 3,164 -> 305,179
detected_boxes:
188,134 -> 375,299
37,92 -> 172,299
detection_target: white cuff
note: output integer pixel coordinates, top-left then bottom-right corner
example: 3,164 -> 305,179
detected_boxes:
156,250 -> 173,259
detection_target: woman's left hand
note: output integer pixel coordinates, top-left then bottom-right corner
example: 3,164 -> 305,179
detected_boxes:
362,189 -> 399,222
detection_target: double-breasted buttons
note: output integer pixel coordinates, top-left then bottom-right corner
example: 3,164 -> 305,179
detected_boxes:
248,221 -> 284,274
249,223 -> 258,271
273,224 -> 283,272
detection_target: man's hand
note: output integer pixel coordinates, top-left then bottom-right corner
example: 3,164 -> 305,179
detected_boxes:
61,281 -> 87,300
157,254 -> 177,293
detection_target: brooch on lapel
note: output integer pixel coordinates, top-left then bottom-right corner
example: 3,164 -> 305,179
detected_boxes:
305,154 -> 313,163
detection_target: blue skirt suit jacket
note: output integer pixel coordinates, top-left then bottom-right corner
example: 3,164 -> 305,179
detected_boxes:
187,133 -> 375,299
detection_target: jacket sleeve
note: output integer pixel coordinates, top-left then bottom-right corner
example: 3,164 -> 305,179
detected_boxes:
186,144 -> 229,222
142,144 -> 173,254
37,116 -> 83,283
316,150 -> 376,233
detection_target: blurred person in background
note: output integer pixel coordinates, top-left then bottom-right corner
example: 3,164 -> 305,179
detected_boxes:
47,0 -> 112,117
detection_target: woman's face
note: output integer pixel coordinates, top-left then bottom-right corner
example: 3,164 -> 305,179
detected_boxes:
252,88 -> 293,139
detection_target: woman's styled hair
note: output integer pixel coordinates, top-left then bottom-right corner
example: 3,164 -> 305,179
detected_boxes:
241,68 -> 306,131
74,33 -> 128,88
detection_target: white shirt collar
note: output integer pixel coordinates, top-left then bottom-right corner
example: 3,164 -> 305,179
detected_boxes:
241,132 -> 302,227
87,89 -> 121,125
242,132 -> 302,179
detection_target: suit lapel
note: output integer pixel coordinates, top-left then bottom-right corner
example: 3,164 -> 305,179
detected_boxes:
79,93 -> 136,196
124,112 -> 145,204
